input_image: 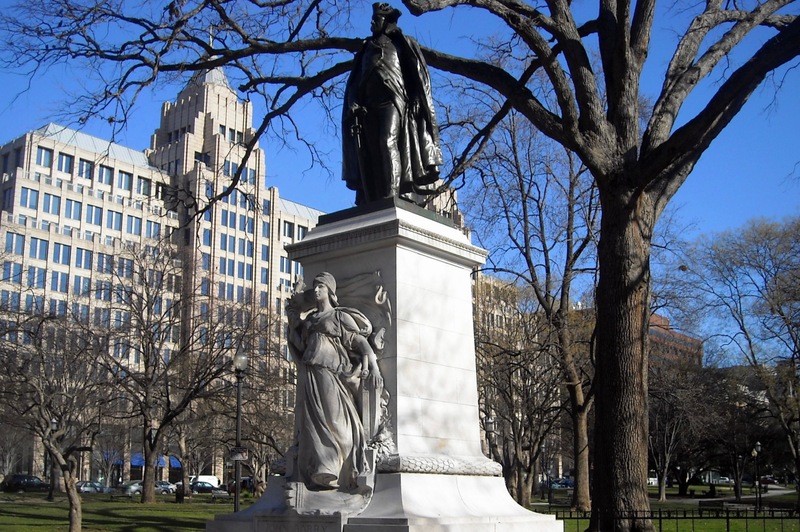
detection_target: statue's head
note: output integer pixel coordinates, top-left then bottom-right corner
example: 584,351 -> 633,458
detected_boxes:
313,272 -> 339,306
371,2 -> 401,34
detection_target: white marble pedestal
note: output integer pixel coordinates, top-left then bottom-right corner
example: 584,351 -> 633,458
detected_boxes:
206,199 -> 561,532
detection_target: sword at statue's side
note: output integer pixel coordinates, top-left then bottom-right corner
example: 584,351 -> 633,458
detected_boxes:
350,105 -> 370,204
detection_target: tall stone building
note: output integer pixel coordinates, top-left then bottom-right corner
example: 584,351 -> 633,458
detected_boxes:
0,67 -> 322,483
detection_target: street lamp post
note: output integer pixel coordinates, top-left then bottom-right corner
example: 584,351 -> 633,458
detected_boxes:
752,441 -> 762,512
232,349 -> 248,513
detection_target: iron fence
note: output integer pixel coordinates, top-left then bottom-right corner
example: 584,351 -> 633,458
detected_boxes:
552,508 -> 799,532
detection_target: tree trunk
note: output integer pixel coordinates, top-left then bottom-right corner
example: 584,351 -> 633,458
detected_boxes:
141,429 -> 163,503
63,471 -> 82,532
589,190 -> 655,532
571,407 -> 591,511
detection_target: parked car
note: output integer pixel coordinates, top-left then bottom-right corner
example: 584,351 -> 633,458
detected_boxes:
190,481 -> 217,494
1,474 -> 49,493
115,480 -> 143,496
718,476 -> 732,485
76,481 -> 111,493
226,476 -> 254,494
155,480 -> 177,494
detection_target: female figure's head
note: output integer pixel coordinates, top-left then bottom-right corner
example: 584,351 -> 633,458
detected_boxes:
313,272 -> 339,308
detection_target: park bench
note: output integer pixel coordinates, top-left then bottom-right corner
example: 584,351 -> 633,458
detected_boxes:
211,491 -> 231,503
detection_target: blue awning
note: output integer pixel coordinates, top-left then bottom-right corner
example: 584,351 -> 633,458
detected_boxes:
130,453 -> 166,467
170,455 -> 182,468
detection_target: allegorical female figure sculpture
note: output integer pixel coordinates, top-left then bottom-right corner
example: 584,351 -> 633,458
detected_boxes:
342,2 -> 443,206
286,272 -> 385,491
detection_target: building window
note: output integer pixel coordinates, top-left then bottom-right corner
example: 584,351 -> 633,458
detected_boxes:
279,256 -> 292,274
297,226 -> 308,240
1,290 -> 21,311
78,159 -> 94,179
137,177 -> 152,196
97,253 -> 113,274
145,220 -> 161,239
262,221 -> 270,237
73,275 -> 90,296
86,204 -> 102,225
50,271 -> 69,293
42,193 -> 61,215
2,188 -> 13,210
119,258 -> 134,278
64,199 -> 82,220
202,229 -> 211,246
98,165 -> 113,185
95,280 -> 112,301
36,147 -> 53,167
117,170 -> 133,191
25,294 -> 45,314
2,261 -> 23,284
27,266 -> 46,289
261,244 -> 269,262
53,243 -> 71,265
201,253 -> 210,271
57,153 -> 74,173
125,215 -> 142,235
106,210 -> 122,230
29,237 -> 48,260
4,232 -> 24,255
283,221 -> 294,239
20,187 -> 39,209
75,248 -> 93,269
72,303 -> 89,322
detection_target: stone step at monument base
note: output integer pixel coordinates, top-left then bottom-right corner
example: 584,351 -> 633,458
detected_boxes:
206,471 -> 561,532
342,472 -> 561,532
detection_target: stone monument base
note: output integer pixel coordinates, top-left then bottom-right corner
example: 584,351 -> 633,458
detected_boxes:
206,201 -> 562,532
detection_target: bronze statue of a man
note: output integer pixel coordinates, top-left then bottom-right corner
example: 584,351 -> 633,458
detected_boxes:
342,3 -> 443,206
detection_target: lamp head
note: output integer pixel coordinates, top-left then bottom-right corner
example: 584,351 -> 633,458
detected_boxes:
233,349 -> 249,373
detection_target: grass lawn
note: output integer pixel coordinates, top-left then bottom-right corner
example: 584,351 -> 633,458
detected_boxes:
1,487 -> 797,531
0,492 -> 254,531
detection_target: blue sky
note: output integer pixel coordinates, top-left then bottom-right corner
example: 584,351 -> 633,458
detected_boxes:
0,3 -> 797,238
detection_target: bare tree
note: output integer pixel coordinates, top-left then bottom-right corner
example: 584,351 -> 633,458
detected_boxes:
79,240 -> 249,503
465,107 -> 598,510
475,279 -> 565,507
686,217 -> 800,508
0,310 -> 111,532
0,424 -> 28,478
3,1 -> 799,527
92,424 -> 129,488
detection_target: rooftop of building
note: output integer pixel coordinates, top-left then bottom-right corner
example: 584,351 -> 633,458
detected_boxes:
183,66 -> 234,93
279,197 -> 325,223
33,123 -> 156,169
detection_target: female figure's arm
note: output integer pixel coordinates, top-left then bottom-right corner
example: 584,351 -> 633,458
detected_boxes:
339,311 -> 383,385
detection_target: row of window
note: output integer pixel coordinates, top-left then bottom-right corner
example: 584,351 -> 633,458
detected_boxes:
219,209 -> 255,233
35,146 -> 154,194
15,189 -> 163,236
222,160 -> 258,185
219,258 -> 254,281
1,259 -> 173,295
219,125 -> 244,144
283,221 -> 308,240
6,235 -> 160,275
